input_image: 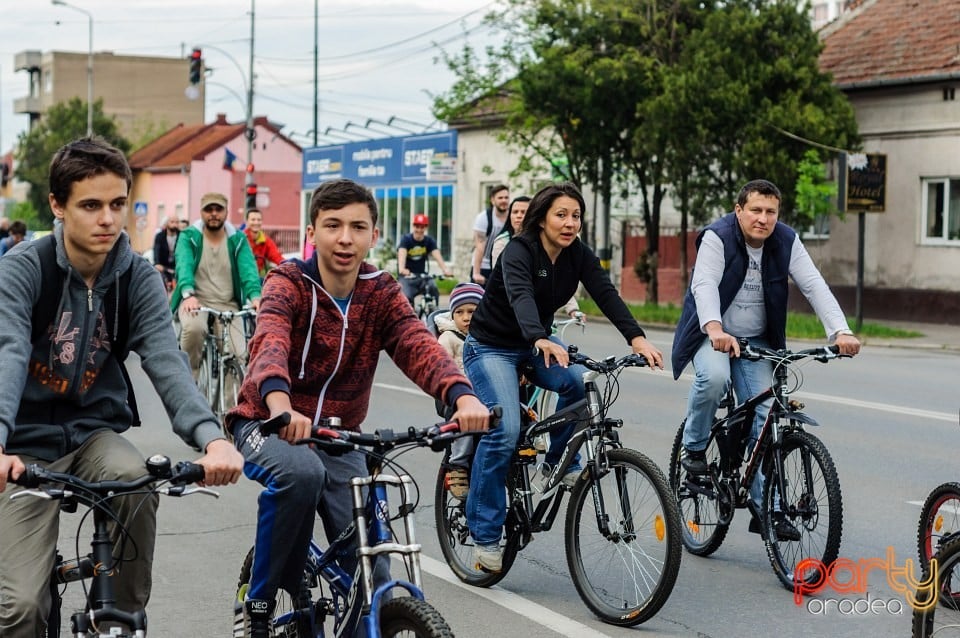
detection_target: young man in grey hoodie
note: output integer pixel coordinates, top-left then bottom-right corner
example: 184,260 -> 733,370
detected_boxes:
0,137 -> 244,636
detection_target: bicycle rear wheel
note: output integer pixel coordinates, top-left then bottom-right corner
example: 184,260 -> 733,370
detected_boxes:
913,534 -> 960,637
379,597 -> 454,638
565,448 -> 682,626
918,482 -> 960,570
237,547 -> 314,638
433,463 -> 519,587
763,430 -> 843,591
668,421 -> 729,556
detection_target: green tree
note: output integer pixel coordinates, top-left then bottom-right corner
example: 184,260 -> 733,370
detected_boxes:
9,200 -> 43,231
794,148 -> 840,237
14,98 -> 131,226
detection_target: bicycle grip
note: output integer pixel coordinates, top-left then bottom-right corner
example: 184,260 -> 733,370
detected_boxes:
259,412 -> 292,436
172,461 -> 206,485
9,464 -> 42,488
489,405 -> 503,429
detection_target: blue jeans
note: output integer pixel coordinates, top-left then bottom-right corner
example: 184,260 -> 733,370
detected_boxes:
682,336 -> 773,505
462,335 -> 586,545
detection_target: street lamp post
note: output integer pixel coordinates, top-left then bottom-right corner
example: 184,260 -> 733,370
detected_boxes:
52,0 -> 93,136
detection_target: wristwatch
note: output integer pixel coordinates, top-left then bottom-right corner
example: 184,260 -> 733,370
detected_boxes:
182,290 -> 194,299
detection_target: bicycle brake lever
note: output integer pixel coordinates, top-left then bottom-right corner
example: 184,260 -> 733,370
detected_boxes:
162,485 -> 220,498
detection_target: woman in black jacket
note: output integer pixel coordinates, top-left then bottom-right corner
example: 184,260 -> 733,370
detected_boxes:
462,182 -> 664,572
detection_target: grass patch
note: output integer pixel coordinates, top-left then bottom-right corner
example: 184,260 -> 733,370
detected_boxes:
437,278 -> 458,295
577,298 -> 922,340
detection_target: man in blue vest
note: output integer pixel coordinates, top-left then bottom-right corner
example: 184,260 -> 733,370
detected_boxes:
671,179 -> 860,541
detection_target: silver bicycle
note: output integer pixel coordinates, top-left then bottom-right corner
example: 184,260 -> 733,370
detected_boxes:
196,306 -> 255,433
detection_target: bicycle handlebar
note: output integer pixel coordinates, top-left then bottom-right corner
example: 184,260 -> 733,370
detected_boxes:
198,307 -> 256,321
10,455 -> 211,498
566,345 -> 649,373
259,407 -> 502,454
736,339 -> 844,363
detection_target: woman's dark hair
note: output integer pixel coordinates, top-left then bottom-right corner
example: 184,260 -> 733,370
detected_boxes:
49,137 -> 132,206
519,182 -> 585,237
505,195 -> 531,238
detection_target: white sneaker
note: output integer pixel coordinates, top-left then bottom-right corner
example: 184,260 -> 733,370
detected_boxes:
473,543 -> 503,572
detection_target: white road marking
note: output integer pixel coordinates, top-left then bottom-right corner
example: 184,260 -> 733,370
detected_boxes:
406,554 -> 616,638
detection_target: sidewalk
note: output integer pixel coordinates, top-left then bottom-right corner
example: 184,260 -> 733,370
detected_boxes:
857,319 -> 960,352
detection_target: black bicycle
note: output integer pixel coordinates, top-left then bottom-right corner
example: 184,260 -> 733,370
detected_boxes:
436,346 -> 682,627
669,340 -> 846,590
912,533 -> 960,637
403,274 -> 443,322
10,455 -> 213,637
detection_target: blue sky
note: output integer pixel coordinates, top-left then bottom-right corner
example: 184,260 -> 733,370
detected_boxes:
1,0 -> 498,153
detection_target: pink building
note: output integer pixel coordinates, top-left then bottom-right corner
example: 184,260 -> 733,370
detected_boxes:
127,113 -> 302,254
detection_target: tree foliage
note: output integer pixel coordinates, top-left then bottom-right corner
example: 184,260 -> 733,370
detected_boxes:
434,0 -> 859,302
14,98 -> 131,227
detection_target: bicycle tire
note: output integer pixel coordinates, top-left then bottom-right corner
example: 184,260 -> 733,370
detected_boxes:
433,463 -> 519,587
918,482 -> 960,570
220,358 -> 245,429
379,597 -> 455,638
238,547 -> 314,638
913,533 -> 960,637
762,429 -> 843,591
197,340 -> 217,412
668,421 -> 729,556
565,447 -> 682,626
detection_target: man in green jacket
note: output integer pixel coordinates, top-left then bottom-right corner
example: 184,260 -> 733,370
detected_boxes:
173,192 -> 261,383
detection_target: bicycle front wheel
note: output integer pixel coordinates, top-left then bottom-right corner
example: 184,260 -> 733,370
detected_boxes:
197,341 -> 217,412
565,448 -> 682,626
913,534 -> 960,637
380,597 -> 454,638
237,547 -> 314,638
763,430 -> 843,590
918,482 -> 960,570
433,463 -> 519,587
668,421 -> 729,556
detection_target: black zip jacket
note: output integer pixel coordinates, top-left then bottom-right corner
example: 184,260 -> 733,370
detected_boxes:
470,233 -> 645,349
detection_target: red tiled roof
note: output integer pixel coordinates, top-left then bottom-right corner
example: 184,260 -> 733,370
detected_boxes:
820,0 -> 960,88
129,114 -> 299,171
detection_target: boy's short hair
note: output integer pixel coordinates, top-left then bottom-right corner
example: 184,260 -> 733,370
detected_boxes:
245,208 -> 262,220
449,282 -> 484,312
49,136 -> 132,206
309,179 -> 379,226
9,220 -> 27,236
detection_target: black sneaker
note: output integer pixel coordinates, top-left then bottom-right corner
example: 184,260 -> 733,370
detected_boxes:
772,513 -> 802,542
243,597 -> 273,638
681,447 -> 708,475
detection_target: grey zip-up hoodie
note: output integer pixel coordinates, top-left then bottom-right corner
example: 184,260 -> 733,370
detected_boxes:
0,225 -> 223,461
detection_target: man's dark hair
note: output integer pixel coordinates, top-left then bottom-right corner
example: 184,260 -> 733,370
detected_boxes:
489,183 -> 509,200
49,136 -> 132,206
309,178 -> 379,226
520,182 -> 585,237
9,220 -> 27,236
736,179 -> 781,208
245,208 -> 261,220
504,196 -> 531,238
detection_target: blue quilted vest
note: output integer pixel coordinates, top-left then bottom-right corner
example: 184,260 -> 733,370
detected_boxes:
671,213 -> 795,379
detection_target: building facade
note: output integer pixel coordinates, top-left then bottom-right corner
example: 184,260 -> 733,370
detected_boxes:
14,50 -> 204,141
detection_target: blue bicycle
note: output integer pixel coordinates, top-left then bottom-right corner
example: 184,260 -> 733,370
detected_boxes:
235,412 -> 497,637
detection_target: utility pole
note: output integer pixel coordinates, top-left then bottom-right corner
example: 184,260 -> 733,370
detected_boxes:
246,0 -> 256,185
313,0 -> 318,147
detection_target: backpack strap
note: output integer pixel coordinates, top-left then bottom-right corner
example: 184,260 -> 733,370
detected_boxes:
31,234 -> 140,426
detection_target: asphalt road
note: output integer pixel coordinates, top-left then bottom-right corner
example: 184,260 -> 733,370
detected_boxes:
50,321 -> 958,637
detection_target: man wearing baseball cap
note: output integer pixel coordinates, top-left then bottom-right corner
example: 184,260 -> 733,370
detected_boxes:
172,192 -> 262,386
396,213 -> 452,307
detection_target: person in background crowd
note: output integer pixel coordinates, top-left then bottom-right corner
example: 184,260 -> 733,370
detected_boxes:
243,208 -> 285,278
152,214 -> 180,290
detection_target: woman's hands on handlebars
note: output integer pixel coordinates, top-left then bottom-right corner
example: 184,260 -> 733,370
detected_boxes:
630,335 -> 664,370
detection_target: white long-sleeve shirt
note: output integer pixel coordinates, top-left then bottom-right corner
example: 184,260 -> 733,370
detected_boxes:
690,230 -> 850,341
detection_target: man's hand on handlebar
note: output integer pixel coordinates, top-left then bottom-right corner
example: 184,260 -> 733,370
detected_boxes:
0,448 -> 26,493
705,321 -> 740,357
630,335 -> 664,370
451,395 -> 490,433
196,439 -> 244,487
834,332 -> 861,357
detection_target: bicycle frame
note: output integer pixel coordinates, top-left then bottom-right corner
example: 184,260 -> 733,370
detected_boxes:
508,367 -> 629,546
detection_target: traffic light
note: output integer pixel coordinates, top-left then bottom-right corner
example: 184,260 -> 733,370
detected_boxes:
189,48 -> 202,85
245,183 -> 258,211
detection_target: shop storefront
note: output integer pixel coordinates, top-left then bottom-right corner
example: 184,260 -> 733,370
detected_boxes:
301,131 -> 458,263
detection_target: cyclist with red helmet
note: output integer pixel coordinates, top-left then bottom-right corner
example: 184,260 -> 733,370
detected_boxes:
397,213 -> 452,307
